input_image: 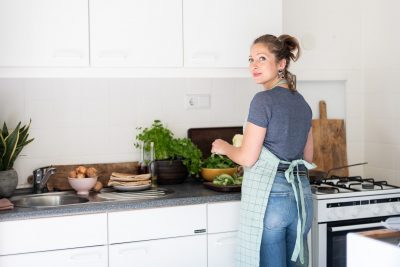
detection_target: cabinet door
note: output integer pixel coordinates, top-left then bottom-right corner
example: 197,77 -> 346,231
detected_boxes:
90,0 -> 182,67
108,204 -> 207,244
208,232 -> 238,267
208,201 -> 240,234
109,235 -> 207,267
0,246 -> 108,267
0,213 -> 107,255
0,0 -> 89,67
183,0 -> 282,67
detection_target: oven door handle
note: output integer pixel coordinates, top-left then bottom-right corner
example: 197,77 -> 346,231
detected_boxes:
328,222 -> 383,232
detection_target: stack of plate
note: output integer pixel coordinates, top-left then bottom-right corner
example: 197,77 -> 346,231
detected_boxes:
107,172 -> 152,191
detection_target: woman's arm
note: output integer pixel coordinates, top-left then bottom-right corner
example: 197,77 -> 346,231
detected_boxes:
211,122 -> 266,167
303,128 -> 313,163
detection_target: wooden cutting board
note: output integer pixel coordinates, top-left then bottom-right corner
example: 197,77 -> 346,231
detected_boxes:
312,100 -> 348,177
27,162 -> 139,191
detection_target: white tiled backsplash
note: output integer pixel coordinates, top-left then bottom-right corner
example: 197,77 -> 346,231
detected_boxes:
0,78 -> 259,187
0,78 -> 364,187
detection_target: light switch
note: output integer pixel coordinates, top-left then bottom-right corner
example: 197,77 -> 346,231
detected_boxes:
185,94 -> 211,109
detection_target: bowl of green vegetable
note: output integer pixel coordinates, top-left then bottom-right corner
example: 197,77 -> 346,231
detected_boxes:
200,154 -> 238,182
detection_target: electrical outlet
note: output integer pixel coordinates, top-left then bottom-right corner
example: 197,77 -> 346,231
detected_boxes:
185,94 -> 211,109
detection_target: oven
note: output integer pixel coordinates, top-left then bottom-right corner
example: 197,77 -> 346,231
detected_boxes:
310,176 -> 400,267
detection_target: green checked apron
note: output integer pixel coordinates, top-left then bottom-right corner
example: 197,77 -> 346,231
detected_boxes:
236,147 -> 315,267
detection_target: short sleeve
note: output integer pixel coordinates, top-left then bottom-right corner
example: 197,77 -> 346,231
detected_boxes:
247,92 -> 270,128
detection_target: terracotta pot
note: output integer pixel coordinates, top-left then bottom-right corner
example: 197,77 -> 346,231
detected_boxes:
153,159 -> 188,185
0,169 -> 18,198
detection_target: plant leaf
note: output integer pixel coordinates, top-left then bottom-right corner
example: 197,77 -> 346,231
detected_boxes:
0,133 -> 6,168
2,122 -> 20,170
1,122 -> 8,136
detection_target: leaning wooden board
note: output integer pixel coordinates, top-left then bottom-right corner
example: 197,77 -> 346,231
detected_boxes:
27,162 -> 139,191
312,100 -> 348,177
188,126 -> 243,159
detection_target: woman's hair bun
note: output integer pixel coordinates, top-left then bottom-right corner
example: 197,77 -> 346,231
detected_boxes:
278,34 -> 300,62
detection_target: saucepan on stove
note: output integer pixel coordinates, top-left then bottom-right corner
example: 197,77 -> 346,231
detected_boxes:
309,162 -> 368,183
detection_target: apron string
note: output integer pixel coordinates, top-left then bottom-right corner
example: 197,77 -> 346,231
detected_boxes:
280,159 -> 316,264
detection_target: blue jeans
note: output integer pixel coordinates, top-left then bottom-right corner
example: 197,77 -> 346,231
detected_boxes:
260,172 -> 313,267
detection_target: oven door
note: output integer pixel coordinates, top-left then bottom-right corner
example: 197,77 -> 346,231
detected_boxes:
325,216 -> 389,267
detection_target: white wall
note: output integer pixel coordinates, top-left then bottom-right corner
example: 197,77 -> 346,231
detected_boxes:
284,0 -> 400,185
283,0 -> 366,177
363,0 -> 400,185
0,78 -> 259,187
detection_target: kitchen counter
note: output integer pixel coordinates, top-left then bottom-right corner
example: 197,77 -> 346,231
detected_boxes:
0,178 -> 240,222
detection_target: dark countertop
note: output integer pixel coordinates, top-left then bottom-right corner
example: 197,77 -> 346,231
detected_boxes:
0,178 -> 241,222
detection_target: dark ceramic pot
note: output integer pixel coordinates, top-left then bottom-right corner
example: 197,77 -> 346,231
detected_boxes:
153,159 -> 188,185
0,169 -> 18,198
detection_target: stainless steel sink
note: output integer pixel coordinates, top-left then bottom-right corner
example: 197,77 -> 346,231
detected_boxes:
11,192 -> 89,208
10,188 -> 173,208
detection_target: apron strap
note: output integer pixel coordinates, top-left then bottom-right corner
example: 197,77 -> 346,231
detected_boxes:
280,159 -> 316,264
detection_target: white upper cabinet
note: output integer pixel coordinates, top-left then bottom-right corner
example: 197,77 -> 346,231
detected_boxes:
90,0 -> 183,67
183,0 -> 282,68
0,0 -> 89,67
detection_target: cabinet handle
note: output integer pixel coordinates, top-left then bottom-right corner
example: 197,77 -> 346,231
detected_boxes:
216,235 -> 237,246
53,50 -> 84,59
97,50 -> 128,59
118,247 -> 148,256
69,251 -> 102,261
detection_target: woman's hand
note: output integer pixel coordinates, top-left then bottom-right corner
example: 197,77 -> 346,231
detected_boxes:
211,139 -> 231,155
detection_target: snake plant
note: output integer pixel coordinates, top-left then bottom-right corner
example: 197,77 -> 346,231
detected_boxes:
0,120 -> 34,171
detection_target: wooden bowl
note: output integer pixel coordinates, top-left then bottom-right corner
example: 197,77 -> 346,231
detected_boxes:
201,167 -> 237,182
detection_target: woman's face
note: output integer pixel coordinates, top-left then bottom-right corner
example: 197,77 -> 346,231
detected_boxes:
248,43 -> 284,89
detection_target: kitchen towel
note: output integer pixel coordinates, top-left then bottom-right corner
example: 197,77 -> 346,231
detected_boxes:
0,198 -> 14,210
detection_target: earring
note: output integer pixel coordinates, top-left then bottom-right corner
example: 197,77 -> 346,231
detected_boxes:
278,69 -> 285,79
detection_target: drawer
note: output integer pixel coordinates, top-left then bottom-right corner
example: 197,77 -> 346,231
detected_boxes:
0,213 -> 107,255
108,204 -> 207,244
207,201 -> 240,234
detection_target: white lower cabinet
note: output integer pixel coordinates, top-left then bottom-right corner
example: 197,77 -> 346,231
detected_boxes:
109,235 -> 207,267
0,246 -> 108,267
207,201 -> 240,267
108,204 -> 208,267
0,201 -> 241,266
208,231 -> 238,267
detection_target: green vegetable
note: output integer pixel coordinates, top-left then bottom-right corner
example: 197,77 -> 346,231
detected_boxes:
212,173 -> 243,186
202,154 -> 237,169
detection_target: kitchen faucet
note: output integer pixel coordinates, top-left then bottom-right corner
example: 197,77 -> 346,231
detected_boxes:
32,166 -> 56,194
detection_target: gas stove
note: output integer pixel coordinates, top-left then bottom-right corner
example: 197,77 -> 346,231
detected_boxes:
311,175 -> 400,200
310,175 -> 400,267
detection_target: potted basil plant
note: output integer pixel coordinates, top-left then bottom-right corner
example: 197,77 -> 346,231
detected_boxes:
135,120 -> 202,184
0,120 -> 34,198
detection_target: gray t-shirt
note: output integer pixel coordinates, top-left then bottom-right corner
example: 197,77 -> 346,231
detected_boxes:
247,87 -> 312,161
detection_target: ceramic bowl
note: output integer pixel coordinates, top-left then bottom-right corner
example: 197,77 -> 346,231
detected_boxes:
200,167 -> 237,182
68,177 -> 97,195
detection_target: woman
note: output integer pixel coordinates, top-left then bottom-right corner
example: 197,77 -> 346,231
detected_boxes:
211,34 -> 314,267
